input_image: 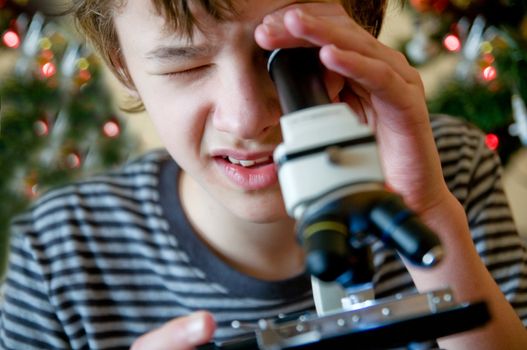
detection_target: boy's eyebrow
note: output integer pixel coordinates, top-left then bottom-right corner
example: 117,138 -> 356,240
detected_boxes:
144,44 -> 216,62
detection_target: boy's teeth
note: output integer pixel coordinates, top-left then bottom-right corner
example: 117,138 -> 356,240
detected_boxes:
228,156 -> 240,165
226,156 -> 271,167
239,160 -> 255,167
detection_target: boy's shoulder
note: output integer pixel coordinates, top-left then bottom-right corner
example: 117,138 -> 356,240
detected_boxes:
430,113 -> 492,162
430,113 -> 486,140
429,113 -> 469,126
11,149 -> 171,233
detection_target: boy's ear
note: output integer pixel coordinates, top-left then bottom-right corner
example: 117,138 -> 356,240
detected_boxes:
120,75 -> 141,100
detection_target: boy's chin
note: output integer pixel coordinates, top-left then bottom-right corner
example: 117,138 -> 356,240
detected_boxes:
244,212 -> 291,225
229,201 -> 291,224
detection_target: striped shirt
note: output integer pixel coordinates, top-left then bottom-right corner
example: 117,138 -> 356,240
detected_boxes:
1,114 -> 526,349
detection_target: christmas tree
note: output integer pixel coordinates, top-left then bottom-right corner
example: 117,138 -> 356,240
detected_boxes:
402,0 -> 527,164
0,1 -> 138,276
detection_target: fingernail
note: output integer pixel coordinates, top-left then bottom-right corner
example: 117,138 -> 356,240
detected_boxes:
261,22 -> 281,36
284,8 -> 313,27
293,8 -> 304,17
185,313 -> 206,344
298,9 -> 316,22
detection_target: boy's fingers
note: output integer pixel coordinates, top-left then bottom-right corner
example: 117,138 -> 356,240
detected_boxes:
130,311 -> 216,350
255,3 -> 358,50
257,6 -> 418,84
256,3 -> 418,79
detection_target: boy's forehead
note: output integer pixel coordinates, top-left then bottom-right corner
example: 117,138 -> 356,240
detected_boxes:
115,0 -> 341,44
156,0 -> 338,25
161,0 -> 339,37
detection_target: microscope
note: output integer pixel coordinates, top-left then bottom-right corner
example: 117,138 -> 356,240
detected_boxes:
199,48 -> 490,349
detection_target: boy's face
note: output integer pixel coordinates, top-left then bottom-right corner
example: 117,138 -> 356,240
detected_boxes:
114,0 -> 329,223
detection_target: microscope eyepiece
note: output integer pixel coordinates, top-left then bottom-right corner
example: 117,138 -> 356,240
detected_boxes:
268,48 -> 331,114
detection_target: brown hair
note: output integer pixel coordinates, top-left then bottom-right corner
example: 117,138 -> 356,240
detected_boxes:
68,0 -> 390,111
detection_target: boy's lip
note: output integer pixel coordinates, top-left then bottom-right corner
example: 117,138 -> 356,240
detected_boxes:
211,148 -> 279,191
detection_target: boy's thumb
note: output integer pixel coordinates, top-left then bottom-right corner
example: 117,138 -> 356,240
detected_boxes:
131,311 -> 216,350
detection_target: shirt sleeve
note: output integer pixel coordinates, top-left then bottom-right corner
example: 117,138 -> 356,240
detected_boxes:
0,212 -> 70,350
462,125 -> 527,326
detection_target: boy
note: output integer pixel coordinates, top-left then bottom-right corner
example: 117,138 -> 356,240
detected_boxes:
1,0 -> 527,349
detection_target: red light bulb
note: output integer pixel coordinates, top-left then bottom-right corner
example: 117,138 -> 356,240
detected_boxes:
41,62 -> 57,78
485,133 -> 499,151
2,30 -> 20,48
443,34 -> 461,52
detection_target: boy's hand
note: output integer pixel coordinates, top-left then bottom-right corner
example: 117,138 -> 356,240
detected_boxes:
130,311 -> 216,350
254,2 -> 450,217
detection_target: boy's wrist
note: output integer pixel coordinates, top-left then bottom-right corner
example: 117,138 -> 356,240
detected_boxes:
405,191 -> 486,293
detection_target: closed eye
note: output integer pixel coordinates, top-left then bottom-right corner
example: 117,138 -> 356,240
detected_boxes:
164,65 -> 212,79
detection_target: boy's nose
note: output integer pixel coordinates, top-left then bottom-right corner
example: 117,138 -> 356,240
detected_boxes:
212,65 -> 281,140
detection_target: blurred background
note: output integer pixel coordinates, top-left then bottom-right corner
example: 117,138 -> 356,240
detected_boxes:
1,0 -> 526,277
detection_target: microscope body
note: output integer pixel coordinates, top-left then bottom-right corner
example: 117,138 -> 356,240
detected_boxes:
261,47 -> 489,349
274,102 -> 383,222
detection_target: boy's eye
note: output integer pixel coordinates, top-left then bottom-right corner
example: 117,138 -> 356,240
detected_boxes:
165,65 -> 212,78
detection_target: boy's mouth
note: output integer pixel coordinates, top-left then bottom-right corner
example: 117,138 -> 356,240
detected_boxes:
213,152 -> 278,191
